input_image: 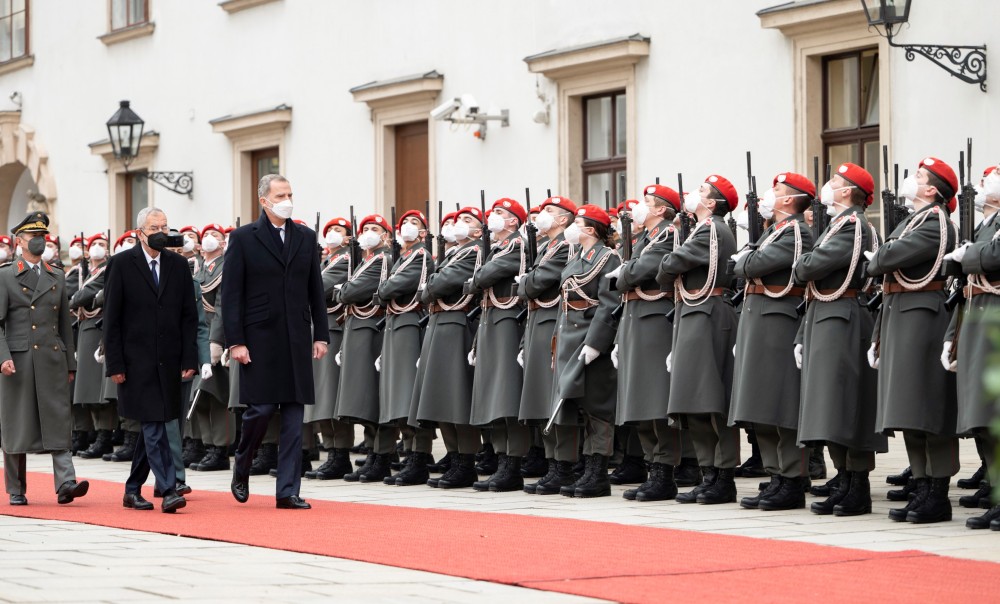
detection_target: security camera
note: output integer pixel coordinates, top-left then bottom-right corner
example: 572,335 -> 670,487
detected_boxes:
431,98 -> 461,121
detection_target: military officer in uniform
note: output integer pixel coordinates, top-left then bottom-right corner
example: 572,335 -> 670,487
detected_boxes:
868,157 -> 958,524
795,162 -> 887,517
0,235 -> 14,266
658,174 -> 740,505
729,173 -> 815,510
517,196 -> 576,495
0,212 -> 89,506
65,234 -> 90,454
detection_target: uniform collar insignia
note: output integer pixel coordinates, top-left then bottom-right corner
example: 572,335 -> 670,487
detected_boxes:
207,261 -> 216,271
649,226 -> 659,238
501,239 -> 509,247
585,248 -> 596,262
16,260 -> 24,273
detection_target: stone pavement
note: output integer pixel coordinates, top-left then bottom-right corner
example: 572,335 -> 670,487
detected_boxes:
2,436 -> 997,603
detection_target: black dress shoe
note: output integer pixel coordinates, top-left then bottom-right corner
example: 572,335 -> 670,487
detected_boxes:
123,493 -> 154,510
9,494 -> 27,506
161,493 -> 187,514
231,474 -> 249,503
175,482 -> 192,496
56,480 -> 89,504
276,496 -> 311,509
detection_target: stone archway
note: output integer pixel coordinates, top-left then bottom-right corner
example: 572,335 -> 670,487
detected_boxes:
0,111 -> 58,233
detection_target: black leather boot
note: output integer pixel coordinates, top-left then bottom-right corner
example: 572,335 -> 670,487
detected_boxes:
561,455 -> 593,497
608,455 -> 647,485
809,447 -> 827,480
889,477 -> 929,521
833,471 -> 871,516
491,455 -> 525,492
198,446 -> 232,471
810,470 -> 843,497
624,470 -> 657,501
742,475 -> 781,509
305,450 -> 331,479
957,462 -> 987,489
811,471 -> 851,515
520,446 -> 548,478
78,429 -> 113,459
315,448 -> 351,480
249,443 -> 278,476
427,451 -> 454,473
357,453 -> 391,483
886,466 -> 912,486
887,476 -> 918,501
966,504 -> 1000,529
674,458 -> 702,487
474,453 -> 509,491
182,438 -> 206,468
574,454 -> 611,498
677,467 -> 717,504
906,477 -> 952,523
735,443 -> 767,478
71,431 -> 88,455
636,463 -> 677,502
475,442 -> 498,475
525,459 -> 557,494
697,467 -> 737,504
391,452 -> 432,486
344,453 -> 374,482
760,476 -> 807,511
959,484 -> 992,509
103,430 -> 138,462
537,461 -> 577,496
437,454 -> 478,489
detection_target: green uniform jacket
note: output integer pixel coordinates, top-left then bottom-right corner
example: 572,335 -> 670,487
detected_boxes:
69,263 -> 106,406
470,233 -> 526,426
333,246 -> 389,425
615,220 -> 675,424
410,241 -> 481,427
730,214 -> 813,430
378,242 -> 433,424
658,215 -> 738,419
517,233 -> 572,424
868,201 -> 957,435
0,260 -> 77,453
794,205 -> 886,452
190,255 -> 228,405
307,248 -> 349,423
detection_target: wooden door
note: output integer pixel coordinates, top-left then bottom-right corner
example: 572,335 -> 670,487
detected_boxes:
251,147 -> 280,222
394,121 -> 429,223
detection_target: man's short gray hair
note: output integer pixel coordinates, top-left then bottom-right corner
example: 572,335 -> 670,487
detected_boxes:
258,174 -> 289,200
137,206 -> 166,229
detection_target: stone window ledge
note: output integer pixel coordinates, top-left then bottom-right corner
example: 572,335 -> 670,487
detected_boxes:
98,22 -> 155,46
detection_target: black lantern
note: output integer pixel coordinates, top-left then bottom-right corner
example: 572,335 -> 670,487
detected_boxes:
104,100 -> 194,198
860,0 -> 986,92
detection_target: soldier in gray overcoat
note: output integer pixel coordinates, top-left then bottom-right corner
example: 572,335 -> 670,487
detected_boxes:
517,196 -> 575,495
0,212 -> 89,506
658,175 -> 740,505
412,208 -> 484,489
730,172 -> 815,511
794,162 -> 887,517
867,157 -> 958,524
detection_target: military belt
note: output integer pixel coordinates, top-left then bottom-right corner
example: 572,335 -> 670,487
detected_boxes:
624,289 -> 670,302
564,299 -> 598,311
528,298 -> 559,311
964,283 -> 1000,298
746,284 -> 805,297
805,288 -> 859,301
883,281 -> 945,295
679,287 -> 726,299
482,296 -> 518,310
347,306 -> 385,318
428,301 -> 468,314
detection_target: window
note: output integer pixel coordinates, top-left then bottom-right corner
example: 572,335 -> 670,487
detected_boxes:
0,0 -> 29,63
124,171 -> 148,229
250,147 -> 279,222
111,0 -> 147,31
582,91 -> 627,205
823,49 -> 881,218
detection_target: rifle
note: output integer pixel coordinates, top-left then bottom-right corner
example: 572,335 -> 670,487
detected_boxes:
945,139 -> 976,311
466,190 -> 489,322
79,231 -> 90,282
867,146 -> 905,311
236,217 -> 241,228
435,200 -> 446,261
516,188 -> 539,323
730,152 -> 762,307
348,205 -> 361,271
609,189 -> 635,320
665,173 -> 690,323
390,206 -> 401,265
424,200 -> 434,253
315,211 -> 323,259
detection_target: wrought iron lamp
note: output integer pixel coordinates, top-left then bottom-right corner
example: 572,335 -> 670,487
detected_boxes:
860,0 -> 986,92
106,100 -> 194,198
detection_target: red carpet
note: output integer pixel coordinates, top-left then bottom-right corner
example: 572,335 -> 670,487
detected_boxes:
4,472 -> 1000,603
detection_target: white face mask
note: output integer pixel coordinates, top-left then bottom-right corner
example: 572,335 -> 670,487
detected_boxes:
683,191 -> 702,213
440,224 -> 456,243
400,222 -> 420,242
759,189 -> 776,221
614,219 -> 623,234
325,231 -> 344,248
68,246 -> 84,261
358,230 -> 382,250
487,213 -> 506,233
118,242 -> 135,254
631,201 -> 650,224
89,245 -> 106,260
534,211 -> 554,234
41,248 -> 55,262
563,223 -> 581,245
974,187 -> 987,211
182,238 -> 196,253
452,221 -> 471,241
898,175 -> 921,202
0,249 -> 6,262
201,234 -> 220,253
984,172 -> 1000,198
269,199 -> 294,220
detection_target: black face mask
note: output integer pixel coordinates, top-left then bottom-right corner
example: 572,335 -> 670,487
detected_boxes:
146,232 -> 185,251
27,235 -> 46,256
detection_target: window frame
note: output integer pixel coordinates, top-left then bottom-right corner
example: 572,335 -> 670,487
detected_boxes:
581,90 -> 627,204
250,146 -> 279,222
110,0 -> 149,32
0,0 -> 30,65
821,48 -> 880,179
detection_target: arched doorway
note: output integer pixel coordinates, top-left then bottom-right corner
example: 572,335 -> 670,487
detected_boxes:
0,112 -> 58,234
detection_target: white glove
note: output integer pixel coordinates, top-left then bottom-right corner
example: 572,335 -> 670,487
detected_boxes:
335,350 -> 342,366
604,266 -> 622,281
374,355 -> 381,373
666,352 -> 672,373
863,250 -> 875,262
418,283 -> 426,292
867,343 -> 879,369
94,348 -> 105,363
334,283 -> 344,290
578,345 -> 599,365
468,348 -> 476,366
611,344 -> 619,369
516,349 -> 524,367
200,363 -> 213,380
513,274 -> 523,284
945,242 -> 970,263
732,344 -> 736,357
730,248 -> 751,263
940,341 -> 957,372
221,347 -> 231,365
210,342 -> 223,365
793,344 -> 803,369
736,213 -> 748,231
416,358 -> 420,369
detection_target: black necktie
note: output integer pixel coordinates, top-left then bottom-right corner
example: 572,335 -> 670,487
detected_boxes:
151,259 -> 159,288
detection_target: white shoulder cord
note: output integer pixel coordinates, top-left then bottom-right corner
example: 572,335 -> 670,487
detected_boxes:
533,239 -> 572,309
388,248 -> 429,314
969,227 -> 1000,294
633,225 -> 673,301
486,238 -> 525,310
805,214 -> 863,302
891,207 -> 948,290
349,252 -> 389,319
78,264 -> 108,320
674,219 -> 719,308
751,220 -> 803,298
561,248 -> 618,310
438,245 -> 482,311
326,254 -> 349,315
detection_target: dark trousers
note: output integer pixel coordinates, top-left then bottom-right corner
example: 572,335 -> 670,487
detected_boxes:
126,421 -> 175,496
234,402 -> 304,499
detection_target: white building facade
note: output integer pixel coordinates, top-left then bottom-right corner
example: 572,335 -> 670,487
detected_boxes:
0,0 -> 997,241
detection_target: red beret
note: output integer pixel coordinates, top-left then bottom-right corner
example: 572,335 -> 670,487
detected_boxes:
643,184 -> 681,211
575,204 -> 611,227
0,235 -> 10,246
540,196 -> 578,215
179,226 -> 198,236
705,175 -> 739,212
835,163 -> 875,207
919,157 -> 958,212
323,218 -> 351,236
773,172 -> 816,198
201,223 -> 226,240
491,198 -> 527,224
457,206 -> 484,224
608,206 -> 619,219
115,231 -> 137,250
983,166 -> 998,177
359,214 -> 389,232
529,206 -> 540,215
397,209 -> 428,230
87,233 -> 107,247
440,211 -> 458,227
70,236 -> 84,247
44,234 -> 60,247
225,226 -> 235,233
293,219 -> 308,226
